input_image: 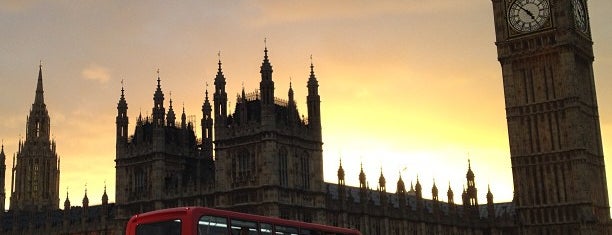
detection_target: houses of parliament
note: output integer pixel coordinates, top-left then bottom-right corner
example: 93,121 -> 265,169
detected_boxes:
0,0 -> 611,234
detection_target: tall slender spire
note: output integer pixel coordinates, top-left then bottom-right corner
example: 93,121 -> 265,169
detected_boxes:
152,69 -> 165,127
181,103 -> 187,129
260,39 -> 274,106
337,158 -> 345,185
214,52 -> 228,127
64,188 -> 70,210
167,92 -> 176,127
102,182 -> 109,205
307,55 -> 321,136
35,62 -> 45,105
202,82 -> 213,154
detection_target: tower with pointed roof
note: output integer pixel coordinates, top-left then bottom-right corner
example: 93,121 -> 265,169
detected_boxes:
212,45 -> 325,222
115,71 -> 214,217
491,0 -> 611,232
464,159 -> 479,218
307,57 -> 321,139
152,70 -> 165,127
201,86 -> 213,158
10,64 -> 60,211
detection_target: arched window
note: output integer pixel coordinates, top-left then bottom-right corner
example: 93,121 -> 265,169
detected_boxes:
300,151 -> 310,190
279,148 -> 288,187
232,149 -> 254,184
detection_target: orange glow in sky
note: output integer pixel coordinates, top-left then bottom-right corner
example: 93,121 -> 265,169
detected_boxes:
1,1 -> 612,210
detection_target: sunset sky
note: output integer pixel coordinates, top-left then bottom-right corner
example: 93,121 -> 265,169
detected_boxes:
1,1 -> 611,209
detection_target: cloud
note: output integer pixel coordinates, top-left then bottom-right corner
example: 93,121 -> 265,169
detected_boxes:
246,0 -> 472,26
82,64 -> 111,84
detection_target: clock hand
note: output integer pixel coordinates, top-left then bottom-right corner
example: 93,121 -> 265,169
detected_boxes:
518,5 -> 537,21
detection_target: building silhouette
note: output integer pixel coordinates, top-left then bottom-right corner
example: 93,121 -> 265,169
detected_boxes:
9,65 -> 60,212
492,0 -> 611,233
0,1 -> 611,234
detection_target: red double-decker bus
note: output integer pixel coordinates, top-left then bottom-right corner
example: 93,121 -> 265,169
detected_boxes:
126,207 -> 361,235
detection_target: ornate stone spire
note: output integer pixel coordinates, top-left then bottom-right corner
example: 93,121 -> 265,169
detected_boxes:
396,171 -> 406,194
260,38 -> 273,79
359,162 -> 366,189
82,186 -> 89,208
11,64 -> 59,211
337,158 -> 345,185
487,184 -> 494,203
466,159 -> 475,181
378,167 -> 386,192
415,175 -> 422,199
260,39 -> 275,106
432,179 -> 439,201
181,103 -> 187,129
63,189 -> 70,210
447,182 -> 454,204
34,62 -> 45,105
102,183 -> 109,206
166,92 -> 176,127
152,69 -> 165,127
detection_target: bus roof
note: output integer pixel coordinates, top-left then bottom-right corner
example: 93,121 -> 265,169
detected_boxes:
128,207 -> 360,234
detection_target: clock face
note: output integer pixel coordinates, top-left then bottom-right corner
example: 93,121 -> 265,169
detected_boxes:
572,0 -> 588,33
507,0 -> 551,33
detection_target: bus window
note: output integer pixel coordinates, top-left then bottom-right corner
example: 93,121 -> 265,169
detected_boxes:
260,223 -> 273,235
199,216 -> 229,235
230,219 -> 257,235
298,229 -> 322,235
136,219 -> 181,235
275,225 -> 298,235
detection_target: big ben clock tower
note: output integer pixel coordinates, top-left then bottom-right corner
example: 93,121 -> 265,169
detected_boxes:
491,0 -> 611,234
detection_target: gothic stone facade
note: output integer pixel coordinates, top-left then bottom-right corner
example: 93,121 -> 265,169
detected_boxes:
2,1 -> 612,234
9,65 -> 60,212
492,0 -> 611,234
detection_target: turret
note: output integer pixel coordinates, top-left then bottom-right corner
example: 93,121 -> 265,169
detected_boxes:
259,42 -> 274,106
152,70 -> 165,127
213,57 -> 227,128
166,96 -> 176,127
82,188 -> 89,208
116,82 -> 129,149
415,176 -> 422,200
63,191 -> 70,211
432,180 -> 439,201
378,168 -> 386,192
487,185 -> 494,220
466,159 -> 478,210
447,182 -> 454,205
415,176 -> 423,212
307,57 -> 321,138
337,159 -> 345,186
397,173 -> 406,209
432,179 -> 440,216
287,81 -> 298,124
359,163 -> 366,189
396,173 -> 406,194
202,86 -> 213,153
181,106 -> 187,129
102,184 -> 109,206
337,159 -> 346,201
259,43 -> 276,128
